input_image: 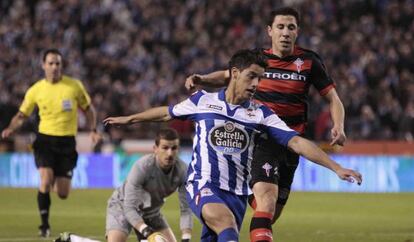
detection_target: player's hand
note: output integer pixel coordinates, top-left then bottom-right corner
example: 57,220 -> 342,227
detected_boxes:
335,167 -> 362,185
103,116 -> 131,126
330,126 -> 346,146
140,225 -> 155,238
185,74 -> 202,91
1,128 -> 13,139
89,130 -> 102,144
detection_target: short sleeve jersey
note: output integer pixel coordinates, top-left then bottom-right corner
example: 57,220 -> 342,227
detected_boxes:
169,89 -> 298,197
19,75 -> 91,136
254,46 -> 335,134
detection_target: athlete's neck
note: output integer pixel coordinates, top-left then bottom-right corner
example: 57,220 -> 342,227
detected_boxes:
45,76 -> 62,83
225,85 -> 246,105
272,46 -> 293,58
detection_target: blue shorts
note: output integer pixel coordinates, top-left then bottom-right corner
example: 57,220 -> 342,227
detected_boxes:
187,182 -> 248,242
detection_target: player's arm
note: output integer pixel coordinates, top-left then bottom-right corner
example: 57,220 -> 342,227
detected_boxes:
1,112 -> 28,139
103,106 -> 171,126
123,161 -> 155,238
178,182 -> 193,242
323,88 -> 346,146
287,136 -> 362,185
185,70 -> 230,90
83,104 -> 101,144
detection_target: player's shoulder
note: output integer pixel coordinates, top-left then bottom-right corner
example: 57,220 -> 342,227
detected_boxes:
250,101 -> 277,118
135,154 -> 156,170
295,46 -> 325,62
62,75 -> 83,85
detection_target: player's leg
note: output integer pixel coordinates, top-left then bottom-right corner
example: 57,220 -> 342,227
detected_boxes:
37,167 -> 54,237
33,134 -> 55,237
53,135 -> 78,199
106,199 -> 131,242
157,227 -> 176,242
249,138 -> 285,242
187,184 -> 245,242
273,150 -> 299,223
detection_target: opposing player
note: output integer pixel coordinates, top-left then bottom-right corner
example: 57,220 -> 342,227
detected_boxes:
104,49 -> 362,242
105,128 -> 193,242
185,7 -> 347,241
1,49 -> 100,237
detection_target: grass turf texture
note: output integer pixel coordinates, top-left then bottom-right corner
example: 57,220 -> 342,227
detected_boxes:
0,188 -> 413,242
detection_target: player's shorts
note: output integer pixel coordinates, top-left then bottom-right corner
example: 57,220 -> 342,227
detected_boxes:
33,133 -> 78,178
249,136 -> 299,205
105,198 -> 169,239
186,182 -> 247,242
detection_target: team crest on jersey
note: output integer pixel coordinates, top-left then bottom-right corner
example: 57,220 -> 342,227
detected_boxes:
294,58 -> 304,73
208,121 -> 249,155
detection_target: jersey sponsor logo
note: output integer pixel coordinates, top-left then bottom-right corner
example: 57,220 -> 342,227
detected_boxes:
262,162 -> 273,177
208,121 -> 249,154
206,104 -> 223,111
62,99 -> 73,111
263,72 -> 306,81
294,58 -> 304,73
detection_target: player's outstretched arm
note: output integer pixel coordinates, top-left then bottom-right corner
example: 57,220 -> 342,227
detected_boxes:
103,106 -> 171,126
287,136 -> 362,185
1,112 -> 28,139
185,70 -> 230,91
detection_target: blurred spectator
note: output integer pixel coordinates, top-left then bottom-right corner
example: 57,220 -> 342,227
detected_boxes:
0,0 -> 413,143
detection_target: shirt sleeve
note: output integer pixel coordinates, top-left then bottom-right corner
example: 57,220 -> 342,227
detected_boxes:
260,106 -> 298,146
123,159 -> 150,226
75,80 -> 91,111
168,90 -> 204,120
310,56 -> 335,96
19,85 -> 36,116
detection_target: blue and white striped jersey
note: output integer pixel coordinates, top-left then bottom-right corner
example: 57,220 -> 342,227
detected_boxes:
168,89 -> 298,196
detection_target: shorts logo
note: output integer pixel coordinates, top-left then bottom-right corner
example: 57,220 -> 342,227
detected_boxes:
208,121 -> 249,155
200,188 -> 214,197
262,162 -> 272,177
195,194 -> 200,206
66,170 -> 73,177
274,167 -> 278,176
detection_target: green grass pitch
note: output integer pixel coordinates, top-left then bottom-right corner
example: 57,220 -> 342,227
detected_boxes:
0,188 -> 413,242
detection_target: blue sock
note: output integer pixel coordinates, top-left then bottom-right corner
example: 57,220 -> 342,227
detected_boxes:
218,227 -> 238,242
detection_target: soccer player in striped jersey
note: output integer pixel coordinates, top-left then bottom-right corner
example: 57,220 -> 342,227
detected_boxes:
104,49 -> 361,242
185,7 -> 348,242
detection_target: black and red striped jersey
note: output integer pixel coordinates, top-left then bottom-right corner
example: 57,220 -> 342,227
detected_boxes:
254,46 -> 335,134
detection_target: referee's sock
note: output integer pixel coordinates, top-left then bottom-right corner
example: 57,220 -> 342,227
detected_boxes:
217,227 -> 238,242
250,211 -> 273,242
37,191 -> 51,228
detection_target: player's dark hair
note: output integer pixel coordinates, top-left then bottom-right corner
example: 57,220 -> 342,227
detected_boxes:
228,49 -> 267,76
42,48 -> 62,62
155,128 -> 179,146
267,7 -> 300,26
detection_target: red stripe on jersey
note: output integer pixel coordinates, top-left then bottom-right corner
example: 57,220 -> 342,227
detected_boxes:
289,123 -> 306,134
267,59 -> 312,72
319,84 -> 336,96
258,79 -> 306,94
258,101 -> 305,116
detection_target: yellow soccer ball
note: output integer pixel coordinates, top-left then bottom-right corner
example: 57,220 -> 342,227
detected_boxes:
147,232 -> 168,242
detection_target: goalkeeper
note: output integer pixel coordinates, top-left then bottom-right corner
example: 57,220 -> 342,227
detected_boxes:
106,128 -> 193,242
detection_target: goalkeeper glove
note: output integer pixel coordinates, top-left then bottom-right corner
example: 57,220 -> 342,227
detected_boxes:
139,224 -> 155,239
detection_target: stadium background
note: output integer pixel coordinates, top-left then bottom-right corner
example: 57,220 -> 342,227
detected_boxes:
0,0 -> 413,241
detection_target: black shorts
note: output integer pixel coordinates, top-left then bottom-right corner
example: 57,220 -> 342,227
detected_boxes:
33,133 -> 78,178
249,137 -> 299,205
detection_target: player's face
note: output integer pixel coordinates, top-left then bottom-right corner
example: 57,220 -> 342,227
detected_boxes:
268,15 -> 298,57
233,64 -> 265,101
42,53 -> 62,83
154,139 -> 180,171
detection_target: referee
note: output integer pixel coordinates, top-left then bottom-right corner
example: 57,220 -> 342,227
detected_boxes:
1,49 -> 101,237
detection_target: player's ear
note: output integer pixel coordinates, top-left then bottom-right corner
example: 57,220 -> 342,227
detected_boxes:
231,67 -> 240,80
267,25 -> 273,37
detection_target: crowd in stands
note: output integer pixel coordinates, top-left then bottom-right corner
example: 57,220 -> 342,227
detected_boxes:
0,0 -> 413,145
